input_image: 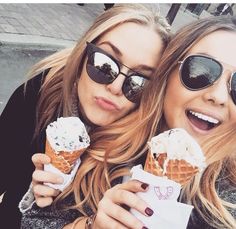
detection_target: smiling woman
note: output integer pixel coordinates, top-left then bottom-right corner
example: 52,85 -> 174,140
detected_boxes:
139,15 -> 236,229
163,30 -> 236,141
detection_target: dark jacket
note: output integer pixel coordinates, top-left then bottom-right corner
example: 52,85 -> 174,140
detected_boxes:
0,72 -> 47,228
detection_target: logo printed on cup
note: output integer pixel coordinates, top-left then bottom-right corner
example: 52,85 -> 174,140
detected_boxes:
154,186 -> 174,200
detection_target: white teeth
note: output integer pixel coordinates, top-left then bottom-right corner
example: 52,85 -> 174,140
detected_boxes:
189,111 -> 219,124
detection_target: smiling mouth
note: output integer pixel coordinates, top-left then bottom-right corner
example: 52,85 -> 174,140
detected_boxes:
186,110 -> 221,131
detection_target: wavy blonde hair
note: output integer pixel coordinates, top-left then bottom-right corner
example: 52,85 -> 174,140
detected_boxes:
141,15 -> 236,229
27,4 -> 171,213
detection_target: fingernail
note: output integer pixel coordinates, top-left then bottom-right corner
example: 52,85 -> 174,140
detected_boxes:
145,207 -> 154,216
142,227 -> 148,229
141,183 -> 149,190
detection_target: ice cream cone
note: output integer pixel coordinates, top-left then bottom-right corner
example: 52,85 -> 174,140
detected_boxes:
144,151 -> 199,186
45,117 -> 90,174
45,139 -> 86,174
145,128 -> 206,186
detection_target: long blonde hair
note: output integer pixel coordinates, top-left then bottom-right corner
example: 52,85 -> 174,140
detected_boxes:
28,4 -> 171,213
141,15 -> 236,228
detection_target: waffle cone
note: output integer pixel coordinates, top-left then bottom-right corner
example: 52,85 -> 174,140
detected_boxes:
144,151 -> 199,186
45,139 -> 86,174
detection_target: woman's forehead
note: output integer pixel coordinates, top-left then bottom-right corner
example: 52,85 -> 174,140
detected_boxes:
188,30 -> 236,68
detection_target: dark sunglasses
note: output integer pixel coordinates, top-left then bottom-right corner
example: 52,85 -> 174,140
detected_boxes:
178,54 -> 236,105
85,42 -> 150,103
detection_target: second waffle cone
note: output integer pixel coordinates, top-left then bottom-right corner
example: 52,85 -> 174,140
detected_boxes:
144,151 -> 199,186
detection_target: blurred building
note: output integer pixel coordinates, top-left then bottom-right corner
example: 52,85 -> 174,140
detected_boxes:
183,3 -> 235,16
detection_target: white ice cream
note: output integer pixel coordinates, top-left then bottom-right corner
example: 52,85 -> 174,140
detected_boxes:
148,128 -> 206,171
46,117 -> 90,153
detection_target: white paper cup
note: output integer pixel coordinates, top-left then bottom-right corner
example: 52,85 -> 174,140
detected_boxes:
130,165 -> 193,229
131,201 -> 193,229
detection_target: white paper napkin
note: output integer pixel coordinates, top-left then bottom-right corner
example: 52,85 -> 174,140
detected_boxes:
130,165 -> 193,229
44,158 -> 81,191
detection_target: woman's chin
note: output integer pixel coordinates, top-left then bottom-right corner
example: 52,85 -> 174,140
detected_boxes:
87,116 -> 114,127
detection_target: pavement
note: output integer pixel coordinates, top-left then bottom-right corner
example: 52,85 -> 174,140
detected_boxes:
0,3 -> 212,49
0,3 -> 105,48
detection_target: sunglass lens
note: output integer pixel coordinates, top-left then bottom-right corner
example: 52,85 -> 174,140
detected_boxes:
87,52 -> 119,84
123,75 -> 147,103
231,72 -> 236,105
181,56 -> 222,90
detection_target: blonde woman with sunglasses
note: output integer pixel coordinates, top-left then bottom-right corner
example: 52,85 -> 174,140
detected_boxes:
0,4 -> 171,229
144,15 -> 236,229
25,15 -> 236,229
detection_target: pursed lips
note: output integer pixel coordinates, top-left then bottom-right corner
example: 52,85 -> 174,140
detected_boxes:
95,96 -> 121,111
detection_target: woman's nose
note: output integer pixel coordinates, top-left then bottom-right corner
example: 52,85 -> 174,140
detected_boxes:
106,74 -> 125,96
202,72 -> 230,106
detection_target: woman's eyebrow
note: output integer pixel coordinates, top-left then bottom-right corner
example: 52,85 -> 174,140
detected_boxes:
98,41 -> 122,56
192,52 -> 236,68
135,65 -> 156,73
98,41 -> 156,73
